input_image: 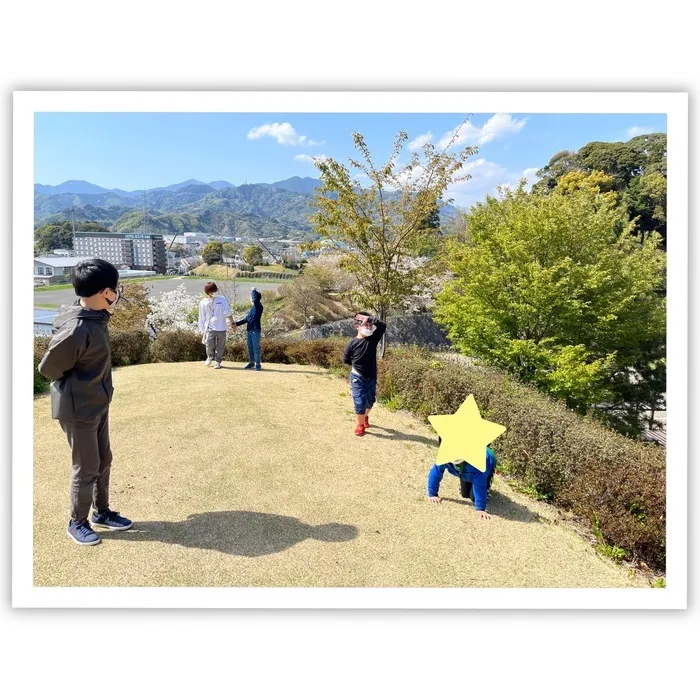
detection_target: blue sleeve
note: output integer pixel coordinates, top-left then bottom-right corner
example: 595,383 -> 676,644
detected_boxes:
471,469 -> 489,511
236,306 -> 254,326
427,464 -> 446,497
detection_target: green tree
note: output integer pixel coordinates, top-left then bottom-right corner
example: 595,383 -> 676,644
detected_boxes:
310,124 -> 476,354
221,243 -> 236,258
202,241 -> 223,265
434,184 -> 666,424
34,220 -> 104,254
534,150 -> 583,192
534,134 -> 667,248
242,245 -> 263,266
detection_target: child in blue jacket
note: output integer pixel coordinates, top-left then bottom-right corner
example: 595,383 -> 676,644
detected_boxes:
427,445 -> 497,520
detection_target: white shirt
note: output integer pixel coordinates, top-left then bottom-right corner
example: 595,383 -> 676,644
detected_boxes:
198,295 -> 232,333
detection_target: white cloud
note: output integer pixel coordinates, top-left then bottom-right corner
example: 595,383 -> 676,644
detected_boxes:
521,167 -> 541,190
247,122 -> 323,146
444,159 -> 539,208
437,113 -> 527,150
294,153 -> 328,164
626,125 -> 654,139
408,131 -> 433,151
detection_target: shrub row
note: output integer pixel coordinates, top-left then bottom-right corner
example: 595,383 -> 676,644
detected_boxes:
36,330 -> 348,376
377,346 -> 666,570
234,270 -> 296,280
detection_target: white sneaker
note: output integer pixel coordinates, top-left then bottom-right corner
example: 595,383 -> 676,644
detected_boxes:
204,358 -> 212,366
214,361 -> 222,369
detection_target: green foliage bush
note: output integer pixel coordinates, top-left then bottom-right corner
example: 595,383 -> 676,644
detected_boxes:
109,329 -> 152,366
377,346 -> 666,570
149,330 -> 207,363
34,337 -> 51,394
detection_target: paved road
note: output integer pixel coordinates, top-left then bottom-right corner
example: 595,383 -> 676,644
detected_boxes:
34,277 -> 283,307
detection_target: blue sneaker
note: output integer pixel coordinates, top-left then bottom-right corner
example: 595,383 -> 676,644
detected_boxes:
255,365 -> 262,371
91,509 -> 133,531
243,363 -> 255,369
67,519 -> 101,546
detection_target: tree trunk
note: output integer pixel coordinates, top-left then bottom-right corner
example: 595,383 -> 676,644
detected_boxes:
378,305 -> 387,359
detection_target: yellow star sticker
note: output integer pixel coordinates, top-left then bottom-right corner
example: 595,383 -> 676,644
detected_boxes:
428,395 -> 506,472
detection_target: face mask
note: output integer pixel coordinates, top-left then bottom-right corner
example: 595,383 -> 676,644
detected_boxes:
105,286 -> 122,314
359,327 -> 374,337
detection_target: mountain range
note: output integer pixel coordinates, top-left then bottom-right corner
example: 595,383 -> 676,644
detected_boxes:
34,177 -> 457,240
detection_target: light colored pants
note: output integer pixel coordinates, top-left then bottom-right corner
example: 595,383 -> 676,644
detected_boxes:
206,330 -> 227,362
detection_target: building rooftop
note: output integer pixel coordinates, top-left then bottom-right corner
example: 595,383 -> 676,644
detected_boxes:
34,256 -> 88,267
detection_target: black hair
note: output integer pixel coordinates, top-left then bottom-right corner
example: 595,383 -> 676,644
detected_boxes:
354,311 -> 372,318
72,258 -> 119,298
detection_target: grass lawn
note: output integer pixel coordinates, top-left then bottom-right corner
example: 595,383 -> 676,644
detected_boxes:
32,362 -> 647,588
35,275 -> 179,292
35,283 -> 74,292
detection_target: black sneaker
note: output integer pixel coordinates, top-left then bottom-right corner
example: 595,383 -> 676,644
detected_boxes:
67,519 -> 101,546
91,509 -> 133,531
243,363 -> 255,369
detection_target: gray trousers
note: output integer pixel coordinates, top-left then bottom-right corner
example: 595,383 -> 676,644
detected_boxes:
59,409 -> 112,522
205,330 -> 227,362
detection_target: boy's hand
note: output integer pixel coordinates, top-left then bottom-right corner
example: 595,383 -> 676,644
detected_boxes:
476,510 -> 492,520
428,496 -> 441,505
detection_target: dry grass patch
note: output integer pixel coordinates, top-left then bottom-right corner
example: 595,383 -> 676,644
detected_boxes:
33,362 -> 648,588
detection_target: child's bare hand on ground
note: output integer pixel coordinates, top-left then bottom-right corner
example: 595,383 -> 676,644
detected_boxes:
428,496 -> 441,505
476,511 -> 493,520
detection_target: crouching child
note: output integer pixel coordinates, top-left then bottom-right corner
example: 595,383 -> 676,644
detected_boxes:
427,446 -> 497,520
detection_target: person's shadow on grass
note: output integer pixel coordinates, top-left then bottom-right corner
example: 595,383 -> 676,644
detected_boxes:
367,425 -> 437,448
438,489 -> 541,523
99,510 -> 358,557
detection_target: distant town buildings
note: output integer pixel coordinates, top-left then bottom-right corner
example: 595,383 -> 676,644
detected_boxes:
34,256 -> 87,284
73,232 -> 166,273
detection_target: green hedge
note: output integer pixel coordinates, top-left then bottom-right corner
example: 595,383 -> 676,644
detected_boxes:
377,346 -> 666,570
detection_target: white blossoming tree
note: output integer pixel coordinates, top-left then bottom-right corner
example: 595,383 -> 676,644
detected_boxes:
146,284 -> 201,333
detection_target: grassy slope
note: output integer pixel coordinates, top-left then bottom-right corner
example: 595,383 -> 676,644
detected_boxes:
33,362 -> 646,588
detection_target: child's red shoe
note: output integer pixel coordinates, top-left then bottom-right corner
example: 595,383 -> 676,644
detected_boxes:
364,417 -> 370,428
354,424 -> 366,436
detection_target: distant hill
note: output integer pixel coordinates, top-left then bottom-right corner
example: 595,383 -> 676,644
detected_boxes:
34,177 -> 459,239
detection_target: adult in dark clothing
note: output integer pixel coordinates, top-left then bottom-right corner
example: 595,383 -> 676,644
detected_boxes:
235,288 -> 264,370
341,312 -> 387,436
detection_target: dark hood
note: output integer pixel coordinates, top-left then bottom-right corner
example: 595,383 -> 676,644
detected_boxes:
251,289 -> 262,303
54,299 -> 110,329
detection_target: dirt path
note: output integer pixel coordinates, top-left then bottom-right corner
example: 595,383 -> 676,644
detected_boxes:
33,362 -> 647,588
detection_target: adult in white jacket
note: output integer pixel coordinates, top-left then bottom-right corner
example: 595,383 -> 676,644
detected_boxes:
198,282 -> 235,369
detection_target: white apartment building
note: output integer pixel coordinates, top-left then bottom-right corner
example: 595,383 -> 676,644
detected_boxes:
73,232 -> 166,273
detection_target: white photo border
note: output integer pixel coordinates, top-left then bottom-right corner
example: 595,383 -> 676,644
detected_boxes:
13,91 -> 688,608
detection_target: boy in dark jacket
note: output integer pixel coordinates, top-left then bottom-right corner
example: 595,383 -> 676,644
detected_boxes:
342,312 -> 387,436
427,445 -> 497,520
235,287 -> 264,370
38,259 -> 133,546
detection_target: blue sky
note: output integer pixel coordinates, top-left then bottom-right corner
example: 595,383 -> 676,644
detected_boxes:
34,112 -> 667,208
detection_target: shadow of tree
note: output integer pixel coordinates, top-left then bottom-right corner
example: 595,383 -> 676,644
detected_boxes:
99,510 -> 358,557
